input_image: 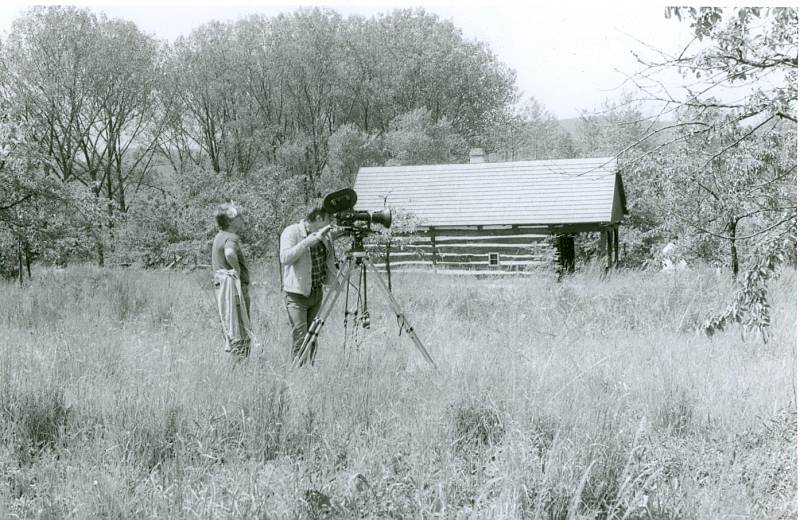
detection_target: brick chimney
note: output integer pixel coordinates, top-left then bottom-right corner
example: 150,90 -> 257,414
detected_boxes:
469,148 -> 485,164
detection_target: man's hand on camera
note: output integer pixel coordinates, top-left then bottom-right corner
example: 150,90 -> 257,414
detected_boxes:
307,225 -> 331,246
329,225 -> 343,239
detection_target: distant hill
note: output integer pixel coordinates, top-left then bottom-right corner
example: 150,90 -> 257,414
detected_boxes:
557,117 -> 677,147
557,117 -> 675,136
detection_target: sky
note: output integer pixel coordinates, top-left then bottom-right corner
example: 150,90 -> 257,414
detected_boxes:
0,1 -> 728,119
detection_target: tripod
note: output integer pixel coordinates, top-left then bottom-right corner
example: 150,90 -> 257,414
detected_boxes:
292,234 -> 437,369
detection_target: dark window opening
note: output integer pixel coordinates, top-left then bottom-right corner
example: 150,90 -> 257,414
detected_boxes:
488,252 -> 499,266
557,235 -> 575,273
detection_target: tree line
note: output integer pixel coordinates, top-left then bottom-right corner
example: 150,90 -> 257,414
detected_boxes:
0,6 -> 796,295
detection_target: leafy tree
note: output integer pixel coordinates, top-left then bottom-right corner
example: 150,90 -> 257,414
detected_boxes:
0,115 -> 48,278
490,97 -> 576,161
167,22 -> 257,175
374,9 -> 517,143
0,7 -> 98,186
0,107 -> 88,276
703,234 -> 794,343
384,108 -> 467,166
1,5 -> 524,268
628,7 -> 797,339
653,108 -> 796,276
1,6 -> 164,265
640,8 -> 797,269
320,123 -> 385,191
574,94 -> 655,159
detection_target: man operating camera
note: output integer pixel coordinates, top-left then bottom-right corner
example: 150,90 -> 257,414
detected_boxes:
280,204 -> 342,366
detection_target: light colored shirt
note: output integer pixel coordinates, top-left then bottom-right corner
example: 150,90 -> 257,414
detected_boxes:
279,221 -> 336,296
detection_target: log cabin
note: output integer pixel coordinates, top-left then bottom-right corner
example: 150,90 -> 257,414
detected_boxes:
353,151 -> 627,274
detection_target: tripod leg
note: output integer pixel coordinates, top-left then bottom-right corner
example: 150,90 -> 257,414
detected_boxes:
342,267 -> 351,353
359,261 -> 370,329
342,263 -> 366,352
364,258 -> 437,369
293,259 -> 353,367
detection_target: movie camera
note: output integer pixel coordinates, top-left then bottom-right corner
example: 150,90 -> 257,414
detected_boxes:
322,188 -> 392,240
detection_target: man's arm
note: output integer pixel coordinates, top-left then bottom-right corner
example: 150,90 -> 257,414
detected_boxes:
280,225 -> 326,266
224,241 -> 242,277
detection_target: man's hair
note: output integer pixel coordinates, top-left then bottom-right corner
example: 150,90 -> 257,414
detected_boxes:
305,204 -> 330,223
215,203 -> 239,230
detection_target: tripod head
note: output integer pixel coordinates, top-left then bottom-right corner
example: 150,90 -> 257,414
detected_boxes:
345,226 -> 371,256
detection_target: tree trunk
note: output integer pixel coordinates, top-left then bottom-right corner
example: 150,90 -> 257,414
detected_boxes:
727,220 -> 738,279
115,157 -> 127,213
96,238 -> 105,267
23,239 -> 32,279
17,236 -> 23,286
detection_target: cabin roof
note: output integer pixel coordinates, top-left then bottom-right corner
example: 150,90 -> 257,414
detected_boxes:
353,157 -> 628,228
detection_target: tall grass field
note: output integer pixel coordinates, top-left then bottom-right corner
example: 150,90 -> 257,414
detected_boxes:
0,265 -> 796,519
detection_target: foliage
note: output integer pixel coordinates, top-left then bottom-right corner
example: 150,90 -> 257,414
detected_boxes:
488,97 -> 577,161
615,7 -> 798,282
0,108 -> 88,276
571,95 -> 668,268
1,6 -> 162,203
159,8 -> 515,180
664,7 -> 797,125
0,6 -> 164,266
110,165 -> 307,267
0,5 -> 520,270
384,108 -> 468,166
320,123 -> 385,191
651,109 -> 796,274
703,234 -> 796,342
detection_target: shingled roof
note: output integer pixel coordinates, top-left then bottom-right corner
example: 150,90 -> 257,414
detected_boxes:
353,157 -> 627,228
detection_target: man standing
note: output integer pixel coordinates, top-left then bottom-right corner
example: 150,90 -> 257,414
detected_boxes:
211,203 -> 253,358
280,205 -> 339,366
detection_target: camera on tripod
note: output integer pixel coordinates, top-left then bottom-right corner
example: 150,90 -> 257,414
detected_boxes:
322,188 -> 392,237
293,188 -> 436,370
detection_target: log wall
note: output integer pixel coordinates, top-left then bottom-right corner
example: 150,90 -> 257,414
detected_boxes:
368,226 -> 558,273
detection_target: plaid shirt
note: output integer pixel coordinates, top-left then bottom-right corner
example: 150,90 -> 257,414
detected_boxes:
309,241 -> 327,290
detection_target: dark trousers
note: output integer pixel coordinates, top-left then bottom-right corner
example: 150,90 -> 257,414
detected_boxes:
285,287 -> 323,366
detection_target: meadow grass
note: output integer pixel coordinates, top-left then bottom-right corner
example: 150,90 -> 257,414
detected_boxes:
0,264 -> 795,519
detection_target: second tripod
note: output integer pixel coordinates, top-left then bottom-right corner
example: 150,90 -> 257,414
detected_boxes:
292,239 -> 437,369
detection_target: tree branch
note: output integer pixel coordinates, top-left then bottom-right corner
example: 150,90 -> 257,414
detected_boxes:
0,193 -> 34,211
673,210 -> 796,241
700,115 -> 776,169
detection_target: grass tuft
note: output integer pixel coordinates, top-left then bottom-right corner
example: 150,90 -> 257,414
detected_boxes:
655,387 -> 695,438
4,387 -> 69,466
451,400 -> 505,452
